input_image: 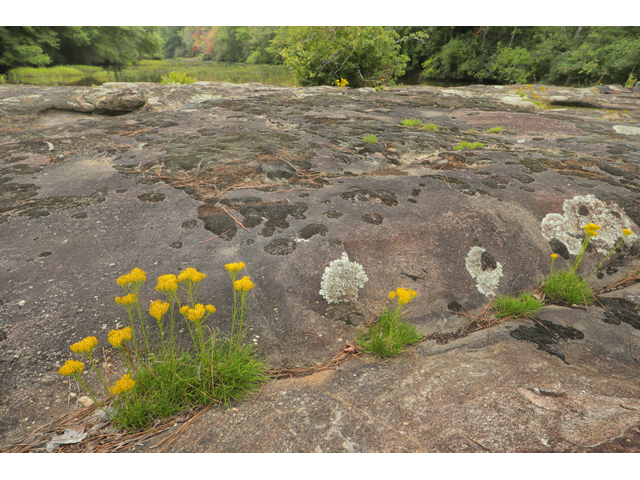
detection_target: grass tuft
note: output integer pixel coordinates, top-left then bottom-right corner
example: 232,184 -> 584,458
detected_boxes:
357,307 -> 422,358
492,293 -> 544,318
402,119 -> 422,127
364,134 -> 378,144
543,270 -> 593,305
487,126 -> 504,133
454,141 -> 484,150
422,123 -> 437,131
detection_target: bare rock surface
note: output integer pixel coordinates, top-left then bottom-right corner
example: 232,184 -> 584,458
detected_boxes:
1,81 -> 640,451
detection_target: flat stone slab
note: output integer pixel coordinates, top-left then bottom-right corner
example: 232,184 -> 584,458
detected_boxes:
1,82 -> 640,451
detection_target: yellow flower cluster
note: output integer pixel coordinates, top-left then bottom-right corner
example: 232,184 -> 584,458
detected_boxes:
115,293 -> 137,305
155,274 -> 178,293
623,228 -> 634,236
178,267 -> 206,283
59,359 -> 85,376
149,300 -> 170,321
550,254 -> 558,259
225,262 -> 246,274
334,78 -> 349,87
583,223 -> 602,237
109,374 -> 136,396
180,304 -> 215,322
233,276 -> 254,292
108,327 -> 132,348
388,288 -> 417,306
70,336 -> 98,354
117,268 -> 146,286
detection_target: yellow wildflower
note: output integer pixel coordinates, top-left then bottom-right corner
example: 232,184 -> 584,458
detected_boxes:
108,327 -> 132,348
205,304 -> 216,313
115,293 -> 136,305
225,262 -> 246,274
59,359 -> 84,376
233,276 -> 255,292
623,228 -> 633,236
551,253 -> 558,259
182,304 -> 206,322
70,336 -> 98,354
155,274 -> 178,293
389,288 -> 417,306
109,374 -> 136,396
117,268 -> 146,286
178,267 -> 206,283
584,223 -> 602,237
149,300 -> 170,321
179,305 -> 189,315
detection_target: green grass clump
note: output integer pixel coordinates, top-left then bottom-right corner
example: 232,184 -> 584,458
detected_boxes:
543,269 -> 594,305
454,141 -> 484,150
422,123 -> 437,130
357,288 -> 422,358
402,119 -> 422,127
493,293 -> 544,318
364,134 -> 378,144
487,126 -> 504,133
160,71 -> 197,85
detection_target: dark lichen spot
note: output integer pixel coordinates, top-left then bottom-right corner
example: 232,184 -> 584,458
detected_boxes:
480,251 -> 497,271
245,239 -> 255,245
202,214 -> 237,241
38,251 -> 52,257
72,212 -> 87,219
320,239 -> 344,249
169,242 -> 183,249
362,213 -> 383,225
264,238 -> 296,255
137,193 -> 166,202
407,198 -> 417,203
549,238 -> 571,260
511,174 -> 535,184
509,318 -> 584,364
447,301 -> 463,312
411,188 -> 421,196
181,220 -> 197,229
577,204 -> 589,216
598,297 -> 640,330
116,188 -> 128,194
323,210 -> 344,219
481,176 -> 510,189
299,224 -> 328,239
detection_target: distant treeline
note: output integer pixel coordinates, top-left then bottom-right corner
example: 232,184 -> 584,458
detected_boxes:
2,26 -> 639,87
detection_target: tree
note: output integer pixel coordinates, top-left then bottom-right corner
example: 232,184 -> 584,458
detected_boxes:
280,26 -> 410,87
0,27 -> 58,73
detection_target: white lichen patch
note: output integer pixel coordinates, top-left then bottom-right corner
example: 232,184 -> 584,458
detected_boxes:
541,194 -> 638,255
465,246 -> 503,297
319,252 -> 369,304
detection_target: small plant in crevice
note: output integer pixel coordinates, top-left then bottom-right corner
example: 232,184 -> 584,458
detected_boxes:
492,293 -> 544,318
357,288 -> 422,358
512,84 -> 551,110
543,225 -> 635,305
401,118 -> 422,127
454,141 -> 484,150
364,134 -> 378,144
487,126 -> 504,133
422,123 -> 437,131
59,264 -> 267,431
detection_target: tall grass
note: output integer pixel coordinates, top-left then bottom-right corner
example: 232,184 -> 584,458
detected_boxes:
6,59 -> 295,87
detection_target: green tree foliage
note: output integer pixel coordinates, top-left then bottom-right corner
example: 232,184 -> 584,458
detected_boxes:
0,26 -> 162,74
280,26 -> 409,87
0,27 -> 59,73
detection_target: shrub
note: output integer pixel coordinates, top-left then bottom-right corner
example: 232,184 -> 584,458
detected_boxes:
281,27 -> 409,88
357,288 -> 422,357
160,71 -> 197,85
